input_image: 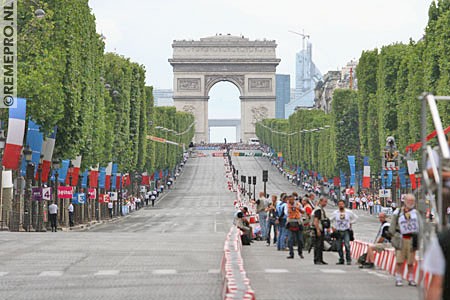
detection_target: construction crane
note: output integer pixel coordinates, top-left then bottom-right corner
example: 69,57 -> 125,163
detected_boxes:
288,30 -> 310,52
289,30 -> 311,94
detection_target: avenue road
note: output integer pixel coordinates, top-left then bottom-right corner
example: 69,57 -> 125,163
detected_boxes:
0,152 -> 233,300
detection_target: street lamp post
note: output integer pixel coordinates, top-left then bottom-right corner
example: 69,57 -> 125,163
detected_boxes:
0,127 -> 6,230
23,145 -> 33,232
36,154 -> 44,231
51,157 -> 60,228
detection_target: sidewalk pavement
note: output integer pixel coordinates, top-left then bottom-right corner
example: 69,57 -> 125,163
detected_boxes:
63,182 -> 175,232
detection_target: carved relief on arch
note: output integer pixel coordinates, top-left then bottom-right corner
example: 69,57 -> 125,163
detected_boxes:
250,105 -> 269,125
205,75 -> 244,95
182,104 -> 196,115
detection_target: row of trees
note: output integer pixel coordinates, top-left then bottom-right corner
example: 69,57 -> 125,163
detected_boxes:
257,0 -> 450,178
14,0 -> 193,173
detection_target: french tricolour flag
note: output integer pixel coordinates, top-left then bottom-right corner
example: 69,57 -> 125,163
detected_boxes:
362,159 -> 371,189
2,98 -> 26,170
70,156 -> 82,186
407,160 -> 418,190
141,172 -> 150,185
41,127 -> 57,182
105,162 -> 112,190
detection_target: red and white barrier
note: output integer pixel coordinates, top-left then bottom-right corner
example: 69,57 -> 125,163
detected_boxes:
350,240 -> 431,287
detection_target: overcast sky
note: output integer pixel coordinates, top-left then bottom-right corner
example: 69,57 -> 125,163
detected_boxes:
89,0 -> 433,142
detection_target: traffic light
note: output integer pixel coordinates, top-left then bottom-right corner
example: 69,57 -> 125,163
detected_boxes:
241,176 -> 246,183
262,170 -> 268,182
248,176 -> 251,185
253,176 -> 256,185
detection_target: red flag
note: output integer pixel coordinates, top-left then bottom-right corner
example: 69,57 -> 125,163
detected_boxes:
89,170 -> 99,188
116,174 -> 121,188
333,177 -> 340,187
410,174 -> 417,190
141,172 -> 150,185
150,173 -> 155,181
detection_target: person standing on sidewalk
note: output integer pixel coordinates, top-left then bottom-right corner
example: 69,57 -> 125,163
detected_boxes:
389,194 -> 422,287
253,192 -> 268,241
108,201 -> 113,218
266,195 -> 278,246
49,202 -> 58,232
68,200 -> 74,227
286,195 -> 304,259
313,197 -> 329,265
330,199 -> 357,265
301,196 -> 314,253
277,193 -> 288,251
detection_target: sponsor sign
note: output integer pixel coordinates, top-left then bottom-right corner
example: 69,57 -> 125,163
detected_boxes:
32,187 -> 42,201
88,188 -> 96,199
108,192 -> 118,201
99,193 -> 110,203
57,186 -> 73,199
379,189 -> 391,198
72,193 -> 86,204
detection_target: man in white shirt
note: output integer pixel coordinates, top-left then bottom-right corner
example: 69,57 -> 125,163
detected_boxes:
330,199 -> 358,265
361,195 -> 368,211
108,201 -> 113,218
68,200 -> 74,227
48,202 -> 58,232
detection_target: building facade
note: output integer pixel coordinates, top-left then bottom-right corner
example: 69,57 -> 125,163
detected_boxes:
275,74 -> 290,119
153,89 -> 174,107
285,42 -> 322,117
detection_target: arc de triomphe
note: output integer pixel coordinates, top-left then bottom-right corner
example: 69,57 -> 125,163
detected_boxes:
169,35 -> 280,143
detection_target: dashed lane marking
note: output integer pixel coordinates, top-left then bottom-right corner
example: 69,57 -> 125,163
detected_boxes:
0,272 -> 8,276
208,269 -> 220,274
153,269 -> 177,275
94,270 -> 120,276
320,269 -> 347,274
39,271 -> 63,277
264,269 -> 289,273
361,269 -> 391,280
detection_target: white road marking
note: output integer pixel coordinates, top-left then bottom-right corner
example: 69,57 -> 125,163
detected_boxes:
0,272 -> 8,276
153,269 -> 177,275
208,269 -> 220,274
94,270 -> 120,276
39,271 -> 63,277
264,269 -> 289,273
362,269 -> 391,280
320,269 -> 347,274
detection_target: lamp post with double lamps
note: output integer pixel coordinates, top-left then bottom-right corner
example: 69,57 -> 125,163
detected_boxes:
23,145 -> 33,232
36,154 -> 44,231
0,127 -> 6,230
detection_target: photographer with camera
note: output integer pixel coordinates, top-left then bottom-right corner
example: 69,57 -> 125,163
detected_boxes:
330,199 -> 357,265
252,192 -> 269,240
313,197 -> 330,265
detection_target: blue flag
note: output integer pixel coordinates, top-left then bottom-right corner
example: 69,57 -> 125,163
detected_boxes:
387,170 -> 393,187
399,168 -> 407,188
99,167 -> 106,189
58,160 -> 70,183
348,156 -> 356,187
340,170 -> 346,187
81,169 -> 88,188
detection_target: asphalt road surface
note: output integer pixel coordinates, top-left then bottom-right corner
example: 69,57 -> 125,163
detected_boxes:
0,152 -> 234,300
233,154 -> 420,300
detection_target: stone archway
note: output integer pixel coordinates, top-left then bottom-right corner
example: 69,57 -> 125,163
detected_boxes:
169,35 -> 280,143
